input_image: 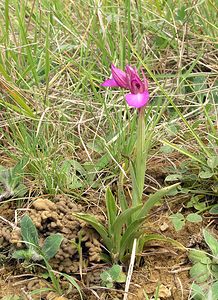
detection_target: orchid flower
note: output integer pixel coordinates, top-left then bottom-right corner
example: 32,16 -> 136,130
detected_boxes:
101,64 -> 149,108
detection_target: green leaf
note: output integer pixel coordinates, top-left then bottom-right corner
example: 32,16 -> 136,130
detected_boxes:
186,195 -> 206,211
100,269 -> 113,283
211,264 -> 218,279
209,205 -> 218,215
73,213 -> 112,250
105,187 -> 117,232
169,213 -> 185,231
199,170 -> 213,179
110,265 -> 126,282
203,229 -> 218,257
207,156 -> 218,169
188,249 -> 211,264
42,234 -> 63,261
116,271 -> 126,283
20,215 -> 39,247
95,153 -> 111,170
211,281 -> 218,299
165,174 -> 182,182
176,6 -> 186,21
61,273 -> 83,299
120,217 -> 145,258
108,265 -> 121,281
186,213 -> 202,223
160,145 -> 174,154
118,170 -> 129,213
194,202 -> 206,211
130,161 -> 140,207
142,234 -> 185,250
0,79 -> 35,117
12,249 -> 33,260
137,183 -> 180,219
190,262 -> 210,283
14,183 -> 28,197
191,282 -> 205,300
111,204 -> 142,243
100,265 -> 126,285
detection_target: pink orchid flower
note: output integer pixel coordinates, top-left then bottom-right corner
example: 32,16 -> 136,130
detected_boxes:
101,64 -> 149,108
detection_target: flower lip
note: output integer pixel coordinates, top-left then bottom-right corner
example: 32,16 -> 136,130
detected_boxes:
125,91 -> 149,108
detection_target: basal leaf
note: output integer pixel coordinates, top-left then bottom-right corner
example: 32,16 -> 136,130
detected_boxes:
207,156 -> 218,169
165,174 -> 182,182
209,205 -> 218,215
105,187 -> 117,232
142,234 -> 185,251
120,217 -> 145,258
12,249 -> 33,260
20,214 -> 39,247
111,204 -> 142,234
189,249 -> 211,264
111,204 -> 143,254
61,273 -> 83,299
186,213 -> 202,223
137,183 -> 180,219
190,262 -> 210,283
191,282 -> 205,300
199,170 -> 213,179
203,229 -> 218,257
130,161 -> 140,207
73,213 -> 112,250
42,234 -> 63,260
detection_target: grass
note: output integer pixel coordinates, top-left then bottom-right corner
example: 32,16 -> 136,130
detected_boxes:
0,0 -> 218,299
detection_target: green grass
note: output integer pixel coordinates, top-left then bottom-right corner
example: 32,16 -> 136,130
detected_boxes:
0,1 -> 217,297
0,0 -> 217,192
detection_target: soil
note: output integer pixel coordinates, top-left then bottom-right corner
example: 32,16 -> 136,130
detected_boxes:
0,179 -> 216,299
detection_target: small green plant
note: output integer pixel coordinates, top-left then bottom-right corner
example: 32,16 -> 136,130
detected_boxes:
13,215 -> 83,299
13,214 -> 63,263
0,159 -> 27,201
189,229 -> 218,299
170,211 -> 202,232
75,183 -> 180,263
100,264 -> 126,288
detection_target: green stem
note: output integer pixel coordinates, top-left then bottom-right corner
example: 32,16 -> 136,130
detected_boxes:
132,107 -> 147,207
136,107 -> 145,198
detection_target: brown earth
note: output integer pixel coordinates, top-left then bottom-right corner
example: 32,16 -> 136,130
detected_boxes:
0,190 -> 216,300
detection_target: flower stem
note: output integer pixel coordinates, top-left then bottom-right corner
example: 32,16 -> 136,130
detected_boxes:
136,107 -> 146,198
132,107 -> 147,207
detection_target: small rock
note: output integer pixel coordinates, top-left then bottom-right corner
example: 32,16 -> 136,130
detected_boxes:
159,284 -> 171,298
160,222 -> 169,232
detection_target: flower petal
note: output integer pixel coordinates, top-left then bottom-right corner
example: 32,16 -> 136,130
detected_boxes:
111,64 -> 129,88
101,78 -> 119,87
125,65 -> 144,93
125,91 -> 149,108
